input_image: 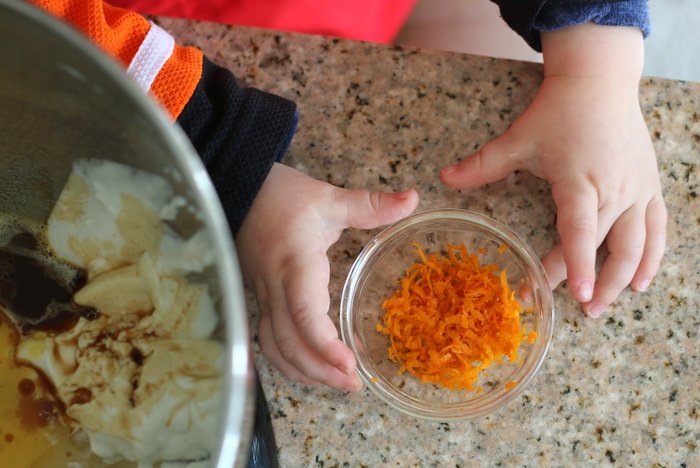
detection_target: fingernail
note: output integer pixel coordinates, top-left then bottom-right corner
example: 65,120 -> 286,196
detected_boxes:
518,283 -> 532,303
635,278 -> 650,292
578,281 -> 593,302
441,164 -> 458,176
587,305 -> 605,318
347,377 -> 363,393
340,365 -> 354,376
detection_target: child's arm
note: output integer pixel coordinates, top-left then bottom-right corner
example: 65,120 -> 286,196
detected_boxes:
442,3 -> 666,318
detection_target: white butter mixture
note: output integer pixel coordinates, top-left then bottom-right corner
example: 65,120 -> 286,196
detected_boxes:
17,160 -> 223,467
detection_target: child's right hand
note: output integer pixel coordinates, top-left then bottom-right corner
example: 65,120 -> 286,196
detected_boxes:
236,163 -> 419,392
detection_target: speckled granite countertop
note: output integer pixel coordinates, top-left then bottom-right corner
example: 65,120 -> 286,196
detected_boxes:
159,19 -> 699,467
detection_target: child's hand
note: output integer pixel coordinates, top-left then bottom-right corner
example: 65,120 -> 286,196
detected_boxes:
440,23 -> 667,318
236,163 -> 419,391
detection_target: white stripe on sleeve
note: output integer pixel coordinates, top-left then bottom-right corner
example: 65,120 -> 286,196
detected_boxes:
126,22 -> 175,92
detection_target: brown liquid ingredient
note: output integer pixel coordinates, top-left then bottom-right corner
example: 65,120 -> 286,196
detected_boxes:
17,378 -> 35,396
0,225 -> 136,467
1,287 -> 133,467
0,233 -> 86,433
69,387 -> 93,406
0,232 -> 97,334
17,396 -> 62,430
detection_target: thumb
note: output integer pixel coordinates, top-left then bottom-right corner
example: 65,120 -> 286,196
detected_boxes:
335,187 -> 419,230
440,132 -> 525,189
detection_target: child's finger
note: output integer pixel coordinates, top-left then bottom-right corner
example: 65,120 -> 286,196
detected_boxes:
631,196 -> 667,292
584,207 -> 646,318
552,182 -> 598,304
542,205 -> 618,286
540,243 -> 567,290
282,255 -> 358,377
439,132 -> 525,188
541,207 -> 618,295
268,282 -> 361,392
258,313 -> 321,387
336,187 -> 419,230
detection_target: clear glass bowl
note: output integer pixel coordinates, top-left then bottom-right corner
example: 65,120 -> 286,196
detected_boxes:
340,209 -> 554,421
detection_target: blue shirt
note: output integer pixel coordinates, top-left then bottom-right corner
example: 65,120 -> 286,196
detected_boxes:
493,0 -> 651,51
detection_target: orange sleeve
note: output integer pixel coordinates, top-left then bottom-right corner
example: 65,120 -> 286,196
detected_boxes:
29,0 -> 202,120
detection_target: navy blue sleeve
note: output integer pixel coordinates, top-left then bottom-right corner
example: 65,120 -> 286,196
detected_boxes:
491,0 -> 651,51
176,57 -> 298,235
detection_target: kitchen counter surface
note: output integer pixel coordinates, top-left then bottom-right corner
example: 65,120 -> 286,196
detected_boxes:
159,18 -> 699,467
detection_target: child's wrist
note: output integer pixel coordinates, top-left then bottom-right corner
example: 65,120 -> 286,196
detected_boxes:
541,22 -> 644,85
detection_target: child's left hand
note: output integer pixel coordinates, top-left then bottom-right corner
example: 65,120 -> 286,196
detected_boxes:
439,24 -> 667,318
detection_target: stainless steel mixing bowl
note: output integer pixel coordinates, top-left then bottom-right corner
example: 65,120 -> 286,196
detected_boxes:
0,1 -> 253,466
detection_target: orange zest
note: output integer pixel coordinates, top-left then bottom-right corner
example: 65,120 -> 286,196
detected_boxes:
376,241 -> 536,391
